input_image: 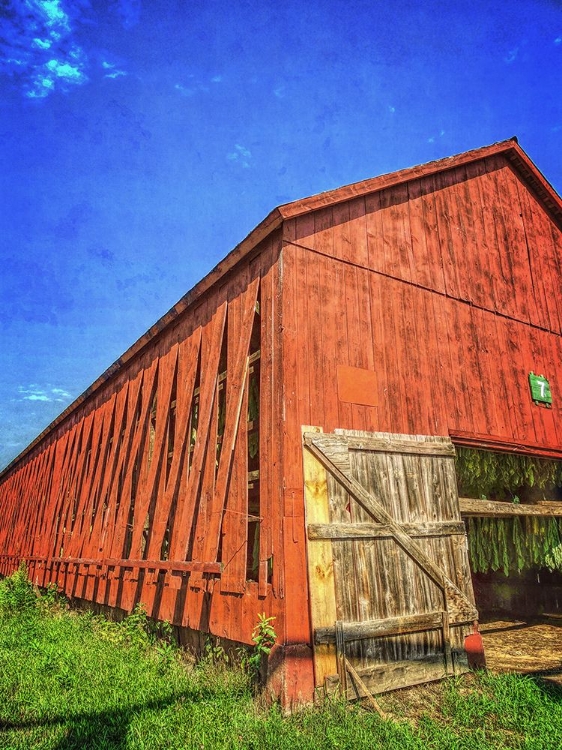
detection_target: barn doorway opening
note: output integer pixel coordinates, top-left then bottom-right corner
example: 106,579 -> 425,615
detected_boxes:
455,447 -> 562,677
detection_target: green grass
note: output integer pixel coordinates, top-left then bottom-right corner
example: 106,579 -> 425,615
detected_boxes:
0,570 -> 562,749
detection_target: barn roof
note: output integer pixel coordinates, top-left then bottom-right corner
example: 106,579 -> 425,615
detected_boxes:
3,137 -> 561,476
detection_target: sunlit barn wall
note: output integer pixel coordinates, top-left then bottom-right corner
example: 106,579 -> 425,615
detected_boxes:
0,231 -> 307,671
277,147 -> 562,676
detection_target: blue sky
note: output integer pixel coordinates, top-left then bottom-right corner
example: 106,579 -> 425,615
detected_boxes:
1,0 -> 562,469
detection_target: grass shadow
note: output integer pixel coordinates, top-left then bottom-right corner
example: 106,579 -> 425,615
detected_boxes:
527,671 -> 562,702
0,694 -> 179,749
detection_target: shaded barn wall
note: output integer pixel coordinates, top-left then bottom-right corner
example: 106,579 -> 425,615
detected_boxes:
279,154 -> 562,662
0,233 -> 289,652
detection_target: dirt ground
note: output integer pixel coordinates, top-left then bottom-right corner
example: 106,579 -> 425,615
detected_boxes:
480,616 -> 562,683
377,617 -> 562,720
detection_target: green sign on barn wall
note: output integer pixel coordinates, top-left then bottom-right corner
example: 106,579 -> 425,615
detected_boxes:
529,372 -> 552,405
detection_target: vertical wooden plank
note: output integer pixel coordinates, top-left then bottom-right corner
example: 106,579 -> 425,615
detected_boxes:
346,196 -> 369,268
399,282 -> 425,434
502,318 -> 537,444
108,355 -> 158,560
547,222 -> 562,333
146,327 -> 201,561
476,159 -> 516,317
406,179 -> 433,290
444,299 -> 475,435
331,201 -> 352,265
90,381 -> 129,562
220,370 -> 249,593
527,327 -> 556,448
258,250 -> 275,596
201,278 -> 259,566
432,169 -> 461,300
418,175 -> 447,294
129,342 -> 178,560
103,364 -> 145,560
332,259 -> 353,429
379,185 -> 412,282
383,277 -> 408,433
302,426 -> 338,688
78,394 -> 118,563
306,249 -> 326,428
516,180 -> 550,330
367,272 -> 389,431
471,305 -> 507,437
495,159 -> 536,323
365,190 -> 385,275
342,264 -> 368,432
531,197 -> 562,332
169,301 -> 227,561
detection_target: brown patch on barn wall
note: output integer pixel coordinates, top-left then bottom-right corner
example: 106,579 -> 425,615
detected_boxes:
337,365 -> 379,407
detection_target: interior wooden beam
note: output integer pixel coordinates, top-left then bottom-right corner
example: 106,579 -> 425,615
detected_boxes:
459,497 -> 562,517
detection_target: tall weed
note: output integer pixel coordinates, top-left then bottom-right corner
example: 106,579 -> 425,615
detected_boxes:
0,562 -> 38,615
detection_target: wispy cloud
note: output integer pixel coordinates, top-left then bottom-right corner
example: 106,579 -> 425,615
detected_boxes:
427,129 -> 445,144
1,1 -> 133,98
102,60 -> 127,79
504,47 -> 519,64
175,82 -> 197,97
227,144 -> 252,168
1,0 -> 88,97
17,385 -> 72,403
555,36 -> 562,45
174,75 -> 223,97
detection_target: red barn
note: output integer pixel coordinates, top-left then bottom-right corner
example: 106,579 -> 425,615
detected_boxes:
1,138 -> 562,706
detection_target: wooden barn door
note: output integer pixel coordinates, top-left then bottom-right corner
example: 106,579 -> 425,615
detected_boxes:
303,428 -> 478,699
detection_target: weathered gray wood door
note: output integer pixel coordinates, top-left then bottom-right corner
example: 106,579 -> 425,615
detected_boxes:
303,428 -> 478,699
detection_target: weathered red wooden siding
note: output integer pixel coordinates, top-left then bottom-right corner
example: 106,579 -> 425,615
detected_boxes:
282,153 -> 562,439
0,234 -> 288,653
279,152 -> 562,674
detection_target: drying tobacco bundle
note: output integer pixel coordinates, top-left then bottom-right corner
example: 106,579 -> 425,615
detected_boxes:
456,447 -> 562,501
467,516 -> 562,575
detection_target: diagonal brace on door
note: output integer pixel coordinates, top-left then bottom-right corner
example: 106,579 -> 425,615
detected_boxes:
303,433 -> 478,624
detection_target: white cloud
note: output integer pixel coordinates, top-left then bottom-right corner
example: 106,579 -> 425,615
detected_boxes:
101,59 -> 128,79
227,144 -> 252,168
427,130 -> 445,144
2,2 -> 113,98
388,105 -> 396,113
274,85 -> 285,99
211,75 -> 222,83
37,0 -> 70,32
175,82 -> 197,96
555,37 -> 562,45
33,37 -> 52,50
505,47 -> 519,64
17,385 -> 72,403
51,388 -> 71,397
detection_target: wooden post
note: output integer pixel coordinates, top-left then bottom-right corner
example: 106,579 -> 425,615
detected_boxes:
302,426 -> 338,690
